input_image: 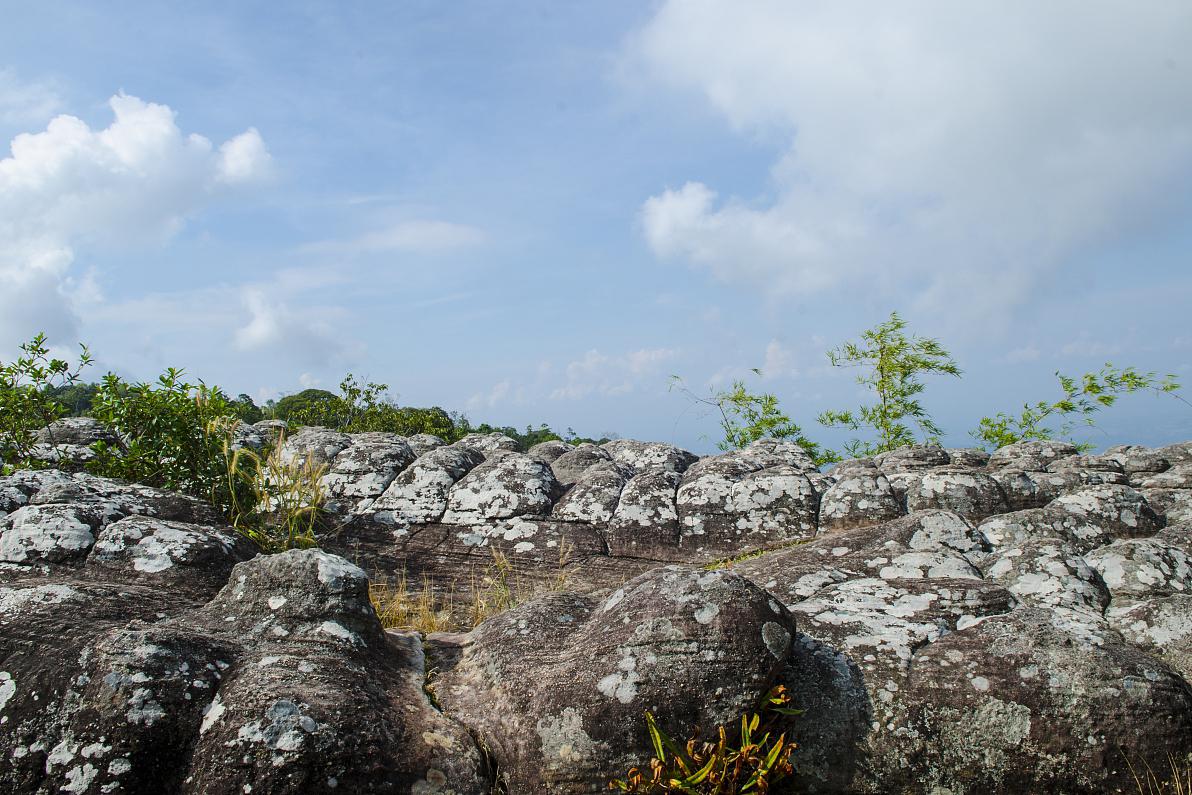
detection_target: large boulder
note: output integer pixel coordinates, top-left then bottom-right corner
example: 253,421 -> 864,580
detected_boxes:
441,453 -> 560,524
428,565 -> 798,793
818,463 -> 904,532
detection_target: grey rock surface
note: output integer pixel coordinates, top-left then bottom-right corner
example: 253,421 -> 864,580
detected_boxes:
4,432 -> 1192,793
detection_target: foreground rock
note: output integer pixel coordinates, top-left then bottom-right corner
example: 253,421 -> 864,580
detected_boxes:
3,435 -> 1192,793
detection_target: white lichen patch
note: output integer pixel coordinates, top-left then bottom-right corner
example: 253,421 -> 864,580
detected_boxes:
315,553 -> 367,591
0,505 -> 95,563
596,651 -> 641,704
0,583 -> 79,617
200,694 -> 226,734
0,672 -> 14,713
536,707 -> 600,771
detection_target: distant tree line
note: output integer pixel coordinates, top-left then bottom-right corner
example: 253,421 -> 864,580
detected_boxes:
39,373 -> 612,452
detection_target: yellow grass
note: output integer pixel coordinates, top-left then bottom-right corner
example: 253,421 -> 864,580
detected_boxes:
369,543 -> 573,633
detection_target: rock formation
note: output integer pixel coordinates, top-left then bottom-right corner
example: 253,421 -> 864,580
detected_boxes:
2,429 -> 1191,793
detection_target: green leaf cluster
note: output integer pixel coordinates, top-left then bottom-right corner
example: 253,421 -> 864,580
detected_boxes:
670,372 -> 837,467
817,312 -> 961,457
0,334 -> 93,471
972,364 -> 1185,451
86,369 -> 253,514
610,685 -> 801,793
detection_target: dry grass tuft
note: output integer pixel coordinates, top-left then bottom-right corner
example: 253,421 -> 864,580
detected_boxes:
1129,754 -> 1192,795
370,543 -> 573,634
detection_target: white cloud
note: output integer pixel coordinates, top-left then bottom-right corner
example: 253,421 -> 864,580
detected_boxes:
467,379 -> 515,411
0,92 -> 271,344
550,347 -> 678,400
0,70 -> 62,127
632,2 -> 1192,317
1004,344 -> 1042,364
761,339 -> 799,379
234,289 -> 354,368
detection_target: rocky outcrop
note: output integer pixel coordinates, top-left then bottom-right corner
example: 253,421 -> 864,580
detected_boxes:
3,435 -> 1192,793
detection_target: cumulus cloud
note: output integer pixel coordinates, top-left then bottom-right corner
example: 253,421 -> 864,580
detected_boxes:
0,92 -> 271,344
632,1 -> 1192,317
234,289 -> 354,368
550,347 -> 678,400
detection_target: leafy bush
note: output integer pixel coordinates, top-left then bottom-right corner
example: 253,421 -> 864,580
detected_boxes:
670,371 -> 837,466
973,364 -> 1185,451
610,685 -> 800,793
0,334 -> 93,471
817,312 -> 961,457
87,369 -> 250,514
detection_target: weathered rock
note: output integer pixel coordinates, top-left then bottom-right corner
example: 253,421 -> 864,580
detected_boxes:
945,447 -> 991,467
550,443 -> 614,488
428,565 -> 796,793
1084,537 -> 1192,600
1049,484 -> 1161,538
278,427 -> 352,468
735,511 -> 988,604
1,503 -> 102,564
874,444 -> 951,471
1143,487 -> 1192,524
676,457 -> 820,558
404,433 -> 445,456
442,453 -> 560,523
987,440 -> 1080,471
1137,463 -> 1192,490
320,437 -> 416,511
981,538 -> 1110,615
600,439 -> 697,475
551,462 -> 628,524
818,466 -> 904,532
1107,594 -> 1192,679
34,417 -> 118,448
891,608 -> 1192,793
7,429 -> 1192,794
370,445 -> 484,524
1107,444 -> 1172,478
527,439 -> 572,464
454,433 -> 519,457
902,468 -> 1009,521
977,505 -> 1124,556
0,548 -> 491,794
605,470 -> 682,560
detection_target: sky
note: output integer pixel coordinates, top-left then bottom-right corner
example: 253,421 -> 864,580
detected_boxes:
2,1 -> 1191,454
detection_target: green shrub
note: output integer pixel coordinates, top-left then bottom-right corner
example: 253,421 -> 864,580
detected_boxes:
973,364 -> 1186,451
87,369 -> 250,514
610,685 -> 800,793
0,334 -> 93,471
817,312 -> 961,457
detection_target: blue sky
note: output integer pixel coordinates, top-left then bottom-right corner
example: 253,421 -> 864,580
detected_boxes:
2,1 -> 1191,453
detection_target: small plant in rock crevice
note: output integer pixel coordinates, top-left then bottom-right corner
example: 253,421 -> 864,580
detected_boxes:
610,685 -> 802,794
216,421 -> 327,553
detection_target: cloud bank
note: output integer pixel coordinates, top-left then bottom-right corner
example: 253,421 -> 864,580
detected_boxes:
0,92 -> 271,345
633,1 -> 1192,316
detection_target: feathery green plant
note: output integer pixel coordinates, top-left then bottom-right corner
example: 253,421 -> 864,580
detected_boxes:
818,312 -> 961,457
972,363 -> 1185,451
